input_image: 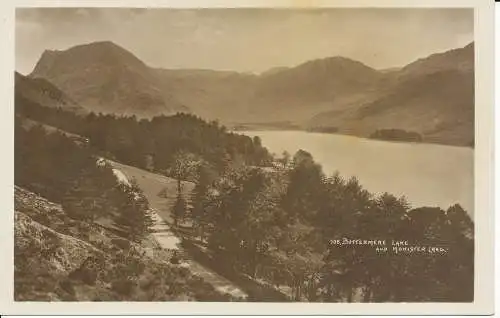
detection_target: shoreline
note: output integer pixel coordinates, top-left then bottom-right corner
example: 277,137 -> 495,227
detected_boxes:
232,128 -> 474,150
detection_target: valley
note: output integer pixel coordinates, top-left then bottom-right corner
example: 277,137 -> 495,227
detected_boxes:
26,40 -> 474,147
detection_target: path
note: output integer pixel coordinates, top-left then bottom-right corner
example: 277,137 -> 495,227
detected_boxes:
108,160 -> 248,299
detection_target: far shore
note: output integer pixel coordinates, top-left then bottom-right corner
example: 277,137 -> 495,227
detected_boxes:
232,127 -> 474,150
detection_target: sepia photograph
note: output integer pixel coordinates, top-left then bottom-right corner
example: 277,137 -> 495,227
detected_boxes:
3,0 -> 495,315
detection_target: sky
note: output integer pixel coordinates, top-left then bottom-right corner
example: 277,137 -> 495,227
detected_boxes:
15,8 -> 474,75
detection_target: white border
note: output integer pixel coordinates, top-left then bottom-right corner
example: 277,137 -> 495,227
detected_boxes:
1,0 -> 495,315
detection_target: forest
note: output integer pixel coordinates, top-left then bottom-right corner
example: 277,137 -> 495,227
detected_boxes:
15,93 -> 273,178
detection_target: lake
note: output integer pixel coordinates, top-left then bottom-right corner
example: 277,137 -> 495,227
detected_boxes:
240,130 -> 474,217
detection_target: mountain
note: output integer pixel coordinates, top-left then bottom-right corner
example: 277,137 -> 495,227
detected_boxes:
246,56 -> 386,122
27,41 -> 389,123
27,40 -> 474,146
154,56 -> 388,123
29,41 -> 188,117
308,43 -> 474,146
15,72 -> 86,114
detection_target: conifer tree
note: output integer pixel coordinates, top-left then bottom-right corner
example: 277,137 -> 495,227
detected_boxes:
172,192 -> 187,228
115,181 -> 154,242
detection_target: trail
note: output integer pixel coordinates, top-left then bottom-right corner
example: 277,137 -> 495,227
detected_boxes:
108,160 -> 248,299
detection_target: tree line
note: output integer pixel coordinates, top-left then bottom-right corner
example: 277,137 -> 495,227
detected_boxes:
15,94 -> 273,178
370,129 -> 423,143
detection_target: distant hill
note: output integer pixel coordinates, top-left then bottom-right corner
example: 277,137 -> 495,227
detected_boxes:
260,66 -> 289,76
29,41 -> 189,118
308,43 -> 475,147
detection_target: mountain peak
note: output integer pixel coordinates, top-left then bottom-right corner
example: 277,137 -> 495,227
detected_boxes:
302,55 -> 374,69
29,41 -> 188,117
65,40 -> 127,54
30,41 -> 146,78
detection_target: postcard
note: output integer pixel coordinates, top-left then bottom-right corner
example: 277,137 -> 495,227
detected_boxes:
1,0 -> 495,315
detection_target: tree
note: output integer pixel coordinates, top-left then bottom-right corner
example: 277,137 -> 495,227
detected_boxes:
207,167 -> 275,274
282,150 -> 326,223
172,150 -> 202,193
446,204 -> 473,239
277,151 -> 291,169
190,164 -> 216,241
172,192 -> 187,228
115,181 -> 154,242
252,136 -> 262,148
62,168 -> 109,223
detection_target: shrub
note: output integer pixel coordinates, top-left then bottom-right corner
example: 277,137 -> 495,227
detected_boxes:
69,267 -> 98,285
111,279 -> 137,296
58,279 -> 76,298
111,238 -> 131,250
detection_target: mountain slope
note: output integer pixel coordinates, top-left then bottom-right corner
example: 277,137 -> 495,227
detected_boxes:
153,56 -> 387,123
397,42 -> 474,79
29,41 -> 188,117
153,68 -> 257,122
308,43 -> 474,146
15,72 -> 86,114
246,56 -> 386,122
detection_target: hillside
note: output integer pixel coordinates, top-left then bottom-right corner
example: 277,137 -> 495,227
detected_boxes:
14,186 -> 239,301
29,41 -> 188,118
397,42 -> 474,78
15,72 -> 86,114
152,68 -> 257,122
247,56 -> 385,122
16,115 -> 89,145
308,43 -> 475,147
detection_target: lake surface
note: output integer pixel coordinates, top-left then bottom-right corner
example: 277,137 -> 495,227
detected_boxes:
240,130 -> 474,217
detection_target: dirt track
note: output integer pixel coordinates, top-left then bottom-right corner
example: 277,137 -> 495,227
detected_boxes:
108,160 -> 248,299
